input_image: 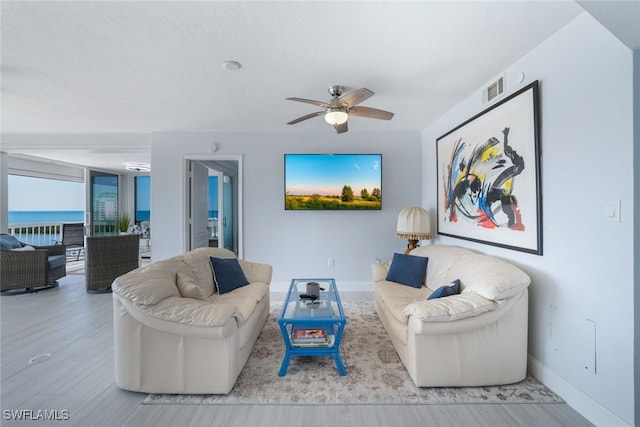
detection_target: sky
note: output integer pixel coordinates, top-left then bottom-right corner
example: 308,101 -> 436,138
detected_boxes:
8,175 -> 84,211
285,154 -> 381,196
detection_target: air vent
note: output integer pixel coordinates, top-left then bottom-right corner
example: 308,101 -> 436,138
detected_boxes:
482,74 -> 505,104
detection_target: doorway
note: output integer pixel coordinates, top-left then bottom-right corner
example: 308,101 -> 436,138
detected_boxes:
184,155 -> 242,257
88,170 -> 119,236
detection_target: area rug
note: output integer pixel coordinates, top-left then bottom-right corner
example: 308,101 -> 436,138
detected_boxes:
143,301 -> 563,406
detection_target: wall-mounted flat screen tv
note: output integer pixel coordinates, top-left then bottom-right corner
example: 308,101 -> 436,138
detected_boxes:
284,154 -> 382,210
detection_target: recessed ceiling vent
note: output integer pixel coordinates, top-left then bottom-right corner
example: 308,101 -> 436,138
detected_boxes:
482,74 -> 505,104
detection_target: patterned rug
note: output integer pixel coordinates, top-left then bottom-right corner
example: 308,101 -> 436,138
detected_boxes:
143,301 -> 563,405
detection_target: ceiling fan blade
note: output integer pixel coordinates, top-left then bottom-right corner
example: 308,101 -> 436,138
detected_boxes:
334,121 -> 348,134
348,106 -> 394,120
286,97 -> 331,108
287,111 -> 325,125
337,88 -> 374,108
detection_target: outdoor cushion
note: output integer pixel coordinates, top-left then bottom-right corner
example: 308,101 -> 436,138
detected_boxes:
0,234 -> 23,250
48,255 -> 66,271
12,245 -> 35,251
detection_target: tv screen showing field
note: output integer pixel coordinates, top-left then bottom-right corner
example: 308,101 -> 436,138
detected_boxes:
285,154 -> 382,210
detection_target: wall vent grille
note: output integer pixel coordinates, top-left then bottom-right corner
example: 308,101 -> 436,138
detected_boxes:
482,74 -> 505,104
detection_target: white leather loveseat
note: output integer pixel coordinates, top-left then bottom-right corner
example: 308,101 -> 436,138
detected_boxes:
112,247 -> 272,394
373,244 -> 530,387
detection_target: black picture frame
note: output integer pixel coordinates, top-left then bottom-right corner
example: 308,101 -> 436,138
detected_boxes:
436,81 -> 542,255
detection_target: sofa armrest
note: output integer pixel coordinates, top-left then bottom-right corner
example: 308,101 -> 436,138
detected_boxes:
0,249 -> 49,285
239,260 -> 272,285
372,261 -> 391,282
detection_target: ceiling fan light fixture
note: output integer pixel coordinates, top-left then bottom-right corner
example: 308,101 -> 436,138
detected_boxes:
125,162 -> 151,172
324,110 -> 348,125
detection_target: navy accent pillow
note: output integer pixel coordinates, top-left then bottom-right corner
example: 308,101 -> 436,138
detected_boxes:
385,253 -> 428,288
428,279 -> 461,300
209,257 -> 250,295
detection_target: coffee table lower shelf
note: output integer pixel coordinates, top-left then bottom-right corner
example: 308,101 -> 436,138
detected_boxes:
277,328 -> 346,376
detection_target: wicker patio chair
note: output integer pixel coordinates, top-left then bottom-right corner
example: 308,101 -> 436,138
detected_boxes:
85,234 -> 140,293
0,233 -> 67,294
58,223 -> 85,261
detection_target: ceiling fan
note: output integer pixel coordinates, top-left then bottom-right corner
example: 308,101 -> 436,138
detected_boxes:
286,85 -> 394,134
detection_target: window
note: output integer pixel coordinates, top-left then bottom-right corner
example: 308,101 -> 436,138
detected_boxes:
135,176 -> 150,223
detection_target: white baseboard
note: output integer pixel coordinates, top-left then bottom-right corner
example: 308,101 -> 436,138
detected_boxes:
528,355 -> 630,427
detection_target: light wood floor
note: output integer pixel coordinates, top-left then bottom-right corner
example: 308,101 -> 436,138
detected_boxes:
0,274 -> 594,427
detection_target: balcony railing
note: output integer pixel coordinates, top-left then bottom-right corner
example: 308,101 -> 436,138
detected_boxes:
8,222 -> 118,246
8,223 -> 62,246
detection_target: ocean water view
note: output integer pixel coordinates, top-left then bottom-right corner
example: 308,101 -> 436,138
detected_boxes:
7,211 -> 83,246
9,210 -> 85,225
8,210 -> 212,225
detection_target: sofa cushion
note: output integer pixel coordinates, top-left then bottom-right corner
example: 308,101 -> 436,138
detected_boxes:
112,258 -> 183,305
375,280 -> 430,324
454,254 -> 531,300
211,282 -> 269,325
402,292 -> 502,322
385,253 -> 428,288
1,234 -> 23,250
410,245 -> 477,291
238,259 -> 273,285
176,271 -> 208,301
210,257 -> 250,294
138,296 -> 240,327
428,279 -> 460,300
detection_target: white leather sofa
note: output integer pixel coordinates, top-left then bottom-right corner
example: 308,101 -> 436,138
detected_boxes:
372,244 -> 530,387
112,247 -> 272,394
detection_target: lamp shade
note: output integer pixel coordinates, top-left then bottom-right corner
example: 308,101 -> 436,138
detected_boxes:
396,206 -> 432,240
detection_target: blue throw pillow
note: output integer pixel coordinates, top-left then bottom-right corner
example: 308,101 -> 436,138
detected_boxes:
0,234 -> 23,250
209,257 -> 250,295
385,253 -> 428,288
428,279 -> 461,300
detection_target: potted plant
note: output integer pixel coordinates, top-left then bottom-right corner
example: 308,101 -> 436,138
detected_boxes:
117,214 -> 131,234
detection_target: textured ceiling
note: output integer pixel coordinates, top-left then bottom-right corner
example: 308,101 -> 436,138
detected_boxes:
1,1 -> 633,173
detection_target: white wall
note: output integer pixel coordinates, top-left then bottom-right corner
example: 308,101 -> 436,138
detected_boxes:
422,13 -> 634,426
151,130 -> 422,291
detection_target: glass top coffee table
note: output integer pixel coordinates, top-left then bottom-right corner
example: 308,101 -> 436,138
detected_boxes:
277,278 -> 347,376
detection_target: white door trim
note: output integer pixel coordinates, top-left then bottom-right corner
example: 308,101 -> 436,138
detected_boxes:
183,154 -> 243,259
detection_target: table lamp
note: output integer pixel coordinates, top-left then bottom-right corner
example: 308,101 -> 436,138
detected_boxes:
396,206 -> 432,254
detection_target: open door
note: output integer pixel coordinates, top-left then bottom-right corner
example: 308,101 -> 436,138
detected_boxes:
184,155 -> 243,258
187,161 -> 210,250
222,175 -> 234,251
88,170 -> 118,236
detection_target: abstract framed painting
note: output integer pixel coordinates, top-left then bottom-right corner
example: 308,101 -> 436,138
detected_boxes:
436,80 -> 542,255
